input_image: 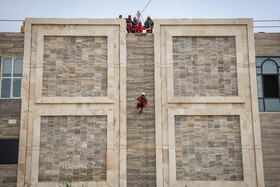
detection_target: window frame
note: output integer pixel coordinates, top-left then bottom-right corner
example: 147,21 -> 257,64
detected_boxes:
0,57 -> 23,99
256,56 -> 280,112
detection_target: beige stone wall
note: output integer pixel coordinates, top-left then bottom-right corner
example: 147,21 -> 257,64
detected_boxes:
16,18 -> 267,187
0,99 -> 21,138
0,165 -> 18,187
39,116 -> 107,182
154,19 -> 264,187
254,33 -> 280,187
255,33 -> 280,56
175,115 -> 243,181
17,19 -> 125,187
260,113 -> 280,187
0,33 -> 23,139
42,36 -> 107,97
173,36 -> 238,97
0,33 -> 24,187
0,33 -> 24,57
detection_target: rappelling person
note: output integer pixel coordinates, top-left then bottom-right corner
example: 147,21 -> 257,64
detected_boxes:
144,15 -> 154,33
136,93 -> 148,113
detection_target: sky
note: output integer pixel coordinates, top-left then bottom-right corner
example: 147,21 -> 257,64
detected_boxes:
0,0 -> 279,32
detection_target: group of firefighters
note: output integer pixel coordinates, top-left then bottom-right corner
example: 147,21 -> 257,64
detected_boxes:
119,14 -> 154,33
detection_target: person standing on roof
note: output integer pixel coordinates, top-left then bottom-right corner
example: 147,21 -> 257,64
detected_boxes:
126,15 -> 133,33
136,93 -> 148,113
132,17 -> 139,33
21,21 -> 25,33
144,15 -> 154,33
139,22 -> 145,33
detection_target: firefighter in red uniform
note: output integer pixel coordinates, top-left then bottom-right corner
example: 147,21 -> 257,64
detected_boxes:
136,93 -> 148,113
126,15 -> 133,33
139,22 -> 145,33
132,17 -> 139,33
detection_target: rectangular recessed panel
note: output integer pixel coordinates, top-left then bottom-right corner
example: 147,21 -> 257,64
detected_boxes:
0,139 -> 19,164
39,116 -> 107,182
173,36 -> 238,97
175,116 -> 243,181
43,36 -> 108,97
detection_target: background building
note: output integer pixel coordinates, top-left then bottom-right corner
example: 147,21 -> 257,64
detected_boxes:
0,18 -> 279,187
0,32 -> 24,187
255,33 -> 280,187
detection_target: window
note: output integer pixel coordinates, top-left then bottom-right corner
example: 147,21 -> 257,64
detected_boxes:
0,57 -> 23,98
0,139 -> 19,164
256,57 -> 280,112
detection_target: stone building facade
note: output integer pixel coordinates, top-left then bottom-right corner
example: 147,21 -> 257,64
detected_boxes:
255,33 -> 280,187
0,33 -> 24,187
0,19 -> 279,187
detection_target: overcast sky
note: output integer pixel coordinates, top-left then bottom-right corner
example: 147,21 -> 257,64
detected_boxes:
0,0 -> 279,32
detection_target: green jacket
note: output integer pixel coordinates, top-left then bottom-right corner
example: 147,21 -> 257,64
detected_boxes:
144,19 -> 154,30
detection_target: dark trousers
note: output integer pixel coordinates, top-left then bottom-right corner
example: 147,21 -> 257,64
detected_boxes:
137,103 -> 144,111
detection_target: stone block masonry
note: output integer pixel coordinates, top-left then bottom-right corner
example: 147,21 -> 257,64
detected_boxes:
173,36 -> 238,97
175,116 -> 243,181
260,113 -> 280,187
0,33 -> 24,187
0,99 -> 21,138
38,116 -> 107,182
255,33 -> 280,56
43,36 -> 108,97
126,34 -> 156,187
0,165 -> 18,187
0,100 -> 21,187
0,33 -> 24,57
255,32 -> 280,187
